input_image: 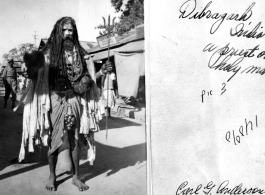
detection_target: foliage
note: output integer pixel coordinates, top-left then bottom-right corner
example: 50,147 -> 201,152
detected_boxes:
111,0 -> 144,16
96,0 -> 144,36
111,0 -> 123,12
2,43 -> 37,62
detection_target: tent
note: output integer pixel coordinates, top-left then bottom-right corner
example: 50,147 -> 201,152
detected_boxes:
89,39 -> 145,98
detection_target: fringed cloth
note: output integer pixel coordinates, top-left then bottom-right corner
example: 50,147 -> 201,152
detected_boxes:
48,89 -> 102,156
16,56 -> 102,163
102,90 -> 116,108
102,73 -> 116,108
48,91 -> 77,156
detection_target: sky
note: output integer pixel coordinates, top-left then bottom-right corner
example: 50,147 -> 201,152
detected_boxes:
0,0 -> 121,62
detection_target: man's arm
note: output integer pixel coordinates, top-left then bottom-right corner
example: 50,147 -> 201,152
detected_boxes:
2,69 -> 7,85
95,71 -> 103,80
96,61 -> 113,80
2,68 -> 7,78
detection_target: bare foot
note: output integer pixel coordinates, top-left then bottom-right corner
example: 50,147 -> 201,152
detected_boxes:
72,176 -> 89,191
45,175 -> 56,191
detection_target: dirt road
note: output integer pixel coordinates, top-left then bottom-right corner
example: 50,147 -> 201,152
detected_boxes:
0,88 -> 147,195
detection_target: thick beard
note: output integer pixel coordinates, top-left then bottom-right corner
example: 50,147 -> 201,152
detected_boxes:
63,37 -> 74,51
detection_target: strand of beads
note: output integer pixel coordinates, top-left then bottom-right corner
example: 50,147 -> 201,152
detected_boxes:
64,105 -> 76,130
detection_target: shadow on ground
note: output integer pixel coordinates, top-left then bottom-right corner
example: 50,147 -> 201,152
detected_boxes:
80,141 -> 146,178
56,141 -> 147,189
98,117 -> 142,130
0,96 -> 24,172
0,96 -> 146,189
0,141 -> 146,190
0,146 -> 48,180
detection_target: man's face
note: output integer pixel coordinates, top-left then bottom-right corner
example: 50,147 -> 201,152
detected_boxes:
62,23 -> 73,40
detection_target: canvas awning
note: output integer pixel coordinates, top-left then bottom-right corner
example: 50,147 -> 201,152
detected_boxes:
92,40 -> 144,61
113,40 -> 144,53
92,50 -> 115,61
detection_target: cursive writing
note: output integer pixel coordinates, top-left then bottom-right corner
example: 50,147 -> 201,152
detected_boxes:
226,115 -> 258,145
203,43 -> 262,82
176,181 -> 202,195
217,180 -> 265,195
230,22 -> 265,39
179,0 -> 255,34
176,181 -> 265,195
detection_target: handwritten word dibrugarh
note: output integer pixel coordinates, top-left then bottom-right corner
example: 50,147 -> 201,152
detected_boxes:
203,43 -> 265,82
176,180 -> 265,195
226,115 -> 258,145
179,0 -> 255,34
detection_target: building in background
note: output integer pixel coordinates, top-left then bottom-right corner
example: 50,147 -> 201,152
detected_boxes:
87,25 -> 145,105
37,26 -> 145,118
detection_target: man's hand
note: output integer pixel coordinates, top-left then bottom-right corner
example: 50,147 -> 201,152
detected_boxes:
101,61 -> 113,75
23,51 -> 45,70
23,51 -> 45,80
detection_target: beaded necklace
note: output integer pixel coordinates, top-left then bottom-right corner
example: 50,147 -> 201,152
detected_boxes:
65,47 -> 83,85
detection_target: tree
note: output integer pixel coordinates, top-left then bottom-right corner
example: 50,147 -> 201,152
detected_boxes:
111,0 -> 144,17
96,0 -> 144,36
114,0 -> 144,34
2,43 -> 36,62
111,0 -> 123,12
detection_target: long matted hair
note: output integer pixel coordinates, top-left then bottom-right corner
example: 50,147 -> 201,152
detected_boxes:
41,17 -> 88,89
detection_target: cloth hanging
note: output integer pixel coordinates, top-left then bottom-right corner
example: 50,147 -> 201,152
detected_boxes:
114,52 -> 144,97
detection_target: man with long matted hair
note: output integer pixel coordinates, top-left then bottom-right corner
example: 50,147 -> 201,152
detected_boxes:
18,16 -> 113,191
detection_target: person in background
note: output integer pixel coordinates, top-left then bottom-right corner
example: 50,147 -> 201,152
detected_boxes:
17,73 -> 27,92
0,65 -> 5,76
2,59 -> 17,109
0,65 -> 6,87
102,61 -> 116,117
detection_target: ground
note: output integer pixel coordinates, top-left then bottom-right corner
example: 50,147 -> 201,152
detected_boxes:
0,87 -> 147,195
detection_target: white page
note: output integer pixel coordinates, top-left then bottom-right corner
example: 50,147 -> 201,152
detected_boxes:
150,0 -> 265,194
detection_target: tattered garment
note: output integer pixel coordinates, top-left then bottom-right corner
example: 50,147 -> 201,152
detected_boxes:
17,56 -> 102,163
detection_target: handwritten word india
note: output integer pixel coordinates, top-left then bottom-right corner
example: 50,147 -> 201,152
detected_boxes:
179,1 -> 265,81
